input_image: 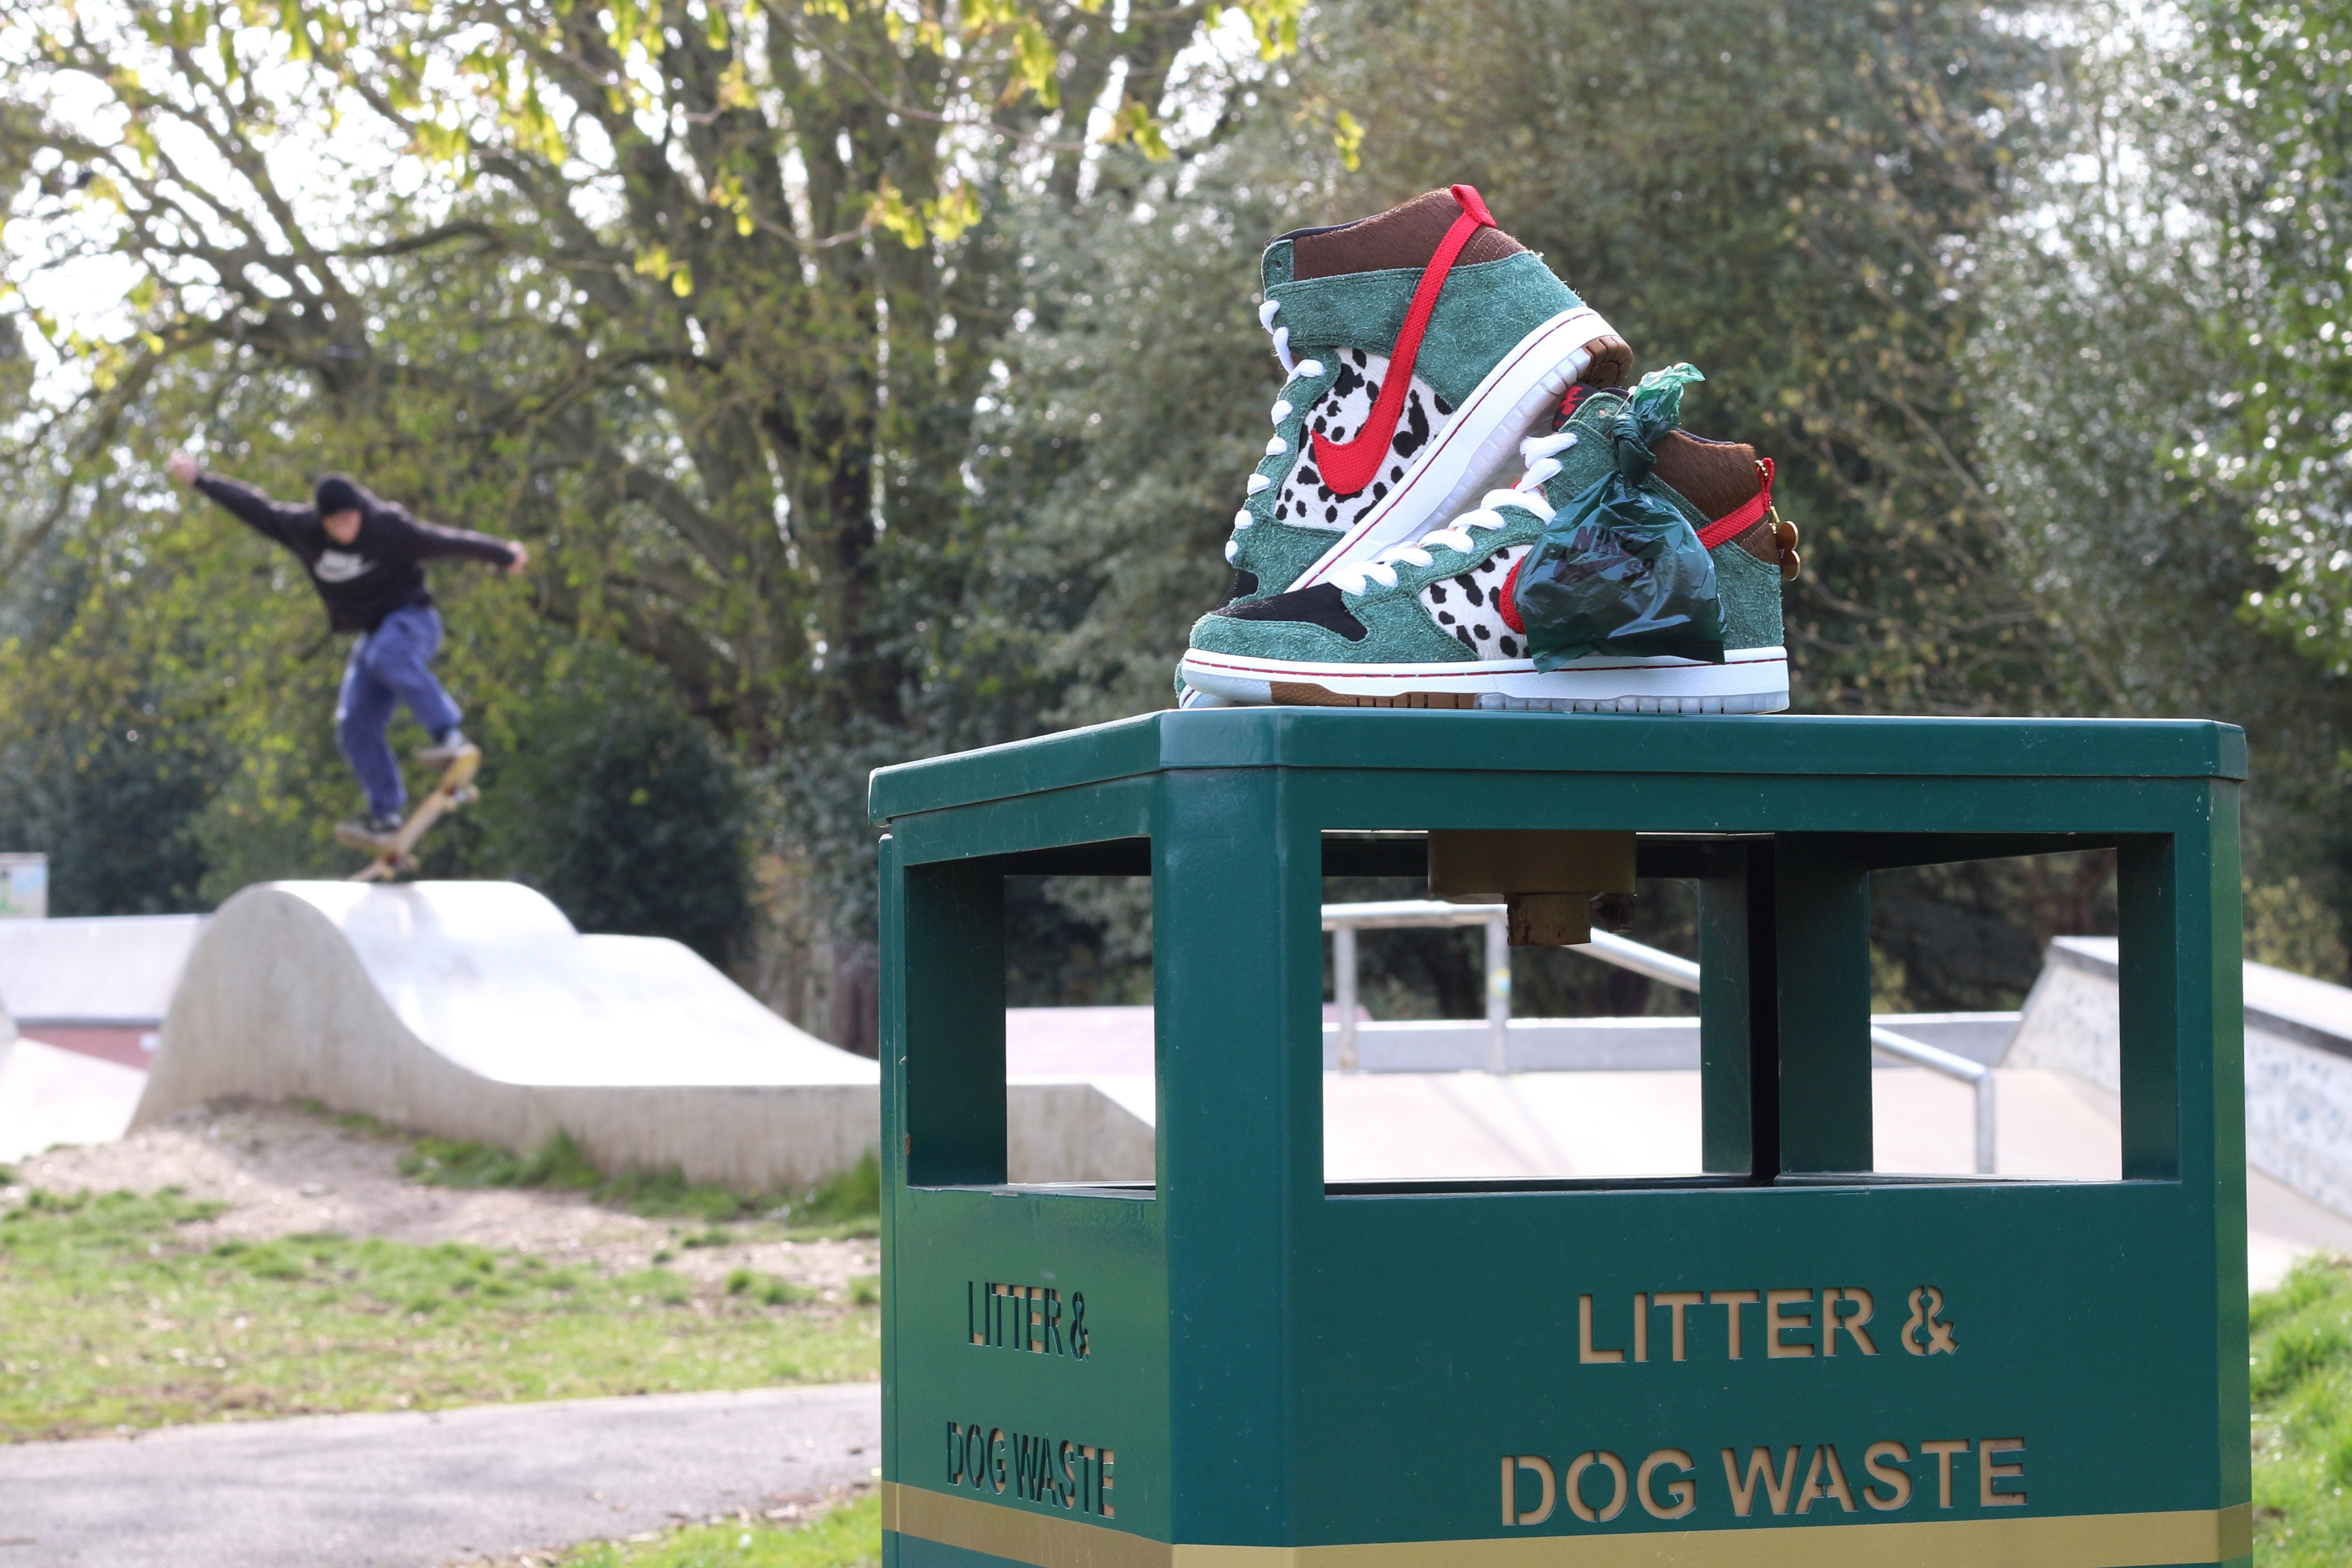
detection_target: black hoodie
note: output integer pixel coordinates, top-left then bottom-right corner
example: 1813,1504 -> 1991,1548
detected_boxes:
192,472 -> 519,633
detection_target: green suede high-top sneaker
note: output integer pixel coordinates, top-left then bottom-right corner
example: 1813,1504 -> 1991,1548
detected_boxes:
1180,381 -> 1799,712
1216,185 -> 1631,610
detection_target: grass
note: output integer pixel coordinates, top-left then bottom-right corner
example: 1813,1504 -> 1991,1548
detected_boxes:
398,1131 -> 881,1239
2253,1256 -> 2352,1562
0,1186 -> 879,1442
556,1494 -> 879,1568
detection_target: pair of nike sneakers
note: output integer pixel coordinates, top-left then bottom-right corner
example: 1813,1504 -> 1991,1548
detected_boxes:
1175,186 -> 1799,714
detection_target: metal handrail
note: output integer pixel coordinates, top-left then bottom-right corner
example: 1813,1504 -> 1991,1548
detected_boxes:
1321,899 -> 1998,1174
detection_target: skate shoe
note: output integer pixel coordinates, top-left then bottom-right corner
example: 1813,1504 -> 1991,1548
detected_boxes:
334,813 -> 404,850
417,729 -> 478,766
1180,378 -> 1800,713
1218,185 -> 1631,609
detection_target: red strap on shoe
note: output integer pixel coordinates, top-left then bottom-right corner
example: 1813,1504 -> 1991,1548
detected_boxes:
1311,185 -> 1497,498
1696,457 -> 1774,550
1499,554 -> 1527,635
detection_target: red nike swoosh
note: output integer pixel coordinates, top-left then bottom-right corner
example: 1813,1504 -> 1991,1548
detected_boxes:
1309,184 -> 1496,498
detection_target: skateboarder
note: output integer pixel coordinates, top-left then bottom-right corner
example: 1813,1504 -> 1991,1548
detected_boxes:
165,452 -> 529,845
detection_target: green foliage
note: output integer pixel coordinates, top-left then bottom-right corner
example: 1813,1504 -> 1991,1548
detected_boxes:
784,1152 -> 882,1232
2249,877 -> 2352,983
0,0 -> 1302,984
399,1132 -> 881,1236
0,1186 -> 877,1439
2176,0 -> 2352,671
1012,0 -> 2062,733
1973,0 -> 2352,944
1319,0 -> 2059,714
0,722 -> 215,915
467,648 -> 755,966
398,1130 -> 602,1193
2251,1258 -> 2352,1561
552,1493 -> 879,1568
725,1268 -> 813,1307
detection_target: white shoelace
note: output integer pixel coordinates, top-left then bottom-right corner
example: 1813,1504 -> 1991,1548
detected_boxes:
1328,431 -> 1579,595
1225,299 -> 1325,565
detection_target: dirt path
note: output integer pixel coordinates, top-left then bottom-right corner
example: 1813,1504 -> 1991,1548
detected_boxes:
2,1100 -> 877,1298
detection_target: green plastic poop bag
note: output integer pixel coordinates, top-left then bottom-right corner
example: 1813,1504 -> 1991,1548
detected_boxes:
1512,363 -> 1726,668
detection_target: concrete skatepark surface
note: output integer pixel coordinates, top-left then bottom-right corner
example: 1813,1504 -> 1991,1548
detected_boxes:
0,913 -> 205,1028
0,913 -> 205,1070
3,903 -> 2349,1280
2011,935 -> 2352,1225
0,1383 -> 880,1568
137,883 -> 879,1191
0,1038 -> 146,1163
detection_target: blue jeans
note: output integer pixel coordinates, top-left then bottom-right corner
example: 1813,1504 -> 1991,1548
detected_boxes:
336,604 -> 462,819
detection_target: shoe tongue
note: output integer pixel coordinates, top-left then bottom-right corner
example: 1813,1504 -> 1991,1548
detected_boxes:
1551,384 -> 1604,432
1261,238 -> 1296,292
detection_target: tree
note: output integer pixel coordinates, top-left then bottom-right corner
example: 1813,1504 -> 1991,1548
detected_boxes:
1969,2 -> 2352,971
2184,0 -> 2352,670
1016,0 -> 2067,725
0,0 -> 1320,1016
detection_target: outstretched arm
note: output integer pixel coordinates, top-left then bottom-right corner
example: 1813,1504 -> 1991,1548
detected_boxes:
377,506 -> 529,575
166,451 -> 307,546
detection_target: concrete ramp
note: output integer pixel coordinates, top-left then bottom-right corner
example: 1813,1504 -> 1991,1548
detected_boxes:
136,883 -> 879,1191
0,1038 -> 147,1162
0,912 -> 206,1027
2010,935 -> 2352,1221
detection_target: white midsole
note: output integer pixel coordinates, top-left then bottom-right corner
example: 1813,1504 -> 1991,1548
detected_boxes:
1292,305 -> 1620,591
1180,646 -> 1790,705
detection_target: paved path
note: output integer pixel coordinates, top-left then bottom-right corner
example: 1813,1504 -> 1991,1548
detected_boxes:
0,1383 -> 880,1568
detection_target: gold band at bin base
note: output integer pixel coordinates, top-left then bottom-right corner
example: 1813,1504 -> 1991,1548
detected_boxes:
884,1483 -> 2252,1568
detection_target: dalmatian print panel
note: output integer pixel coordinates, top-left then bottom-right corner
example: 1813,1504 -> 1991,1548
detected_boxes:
1269,348 -> 1452,532
1420,543 -> 1532,660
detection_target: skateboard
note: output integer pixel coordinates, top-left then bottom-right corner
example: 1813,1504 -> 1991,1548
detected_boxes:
339,746 -> 482,882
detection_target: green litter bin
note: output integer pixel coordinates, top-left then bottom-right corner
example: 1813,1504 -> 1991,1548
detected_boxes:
870,709 -> 2250,1568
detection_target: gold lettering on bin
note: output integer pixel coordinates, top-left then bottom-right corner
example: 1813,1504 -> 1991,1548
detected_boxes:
1826,1287 -> 1878,1356
965,1280 -> 1088,1359
1653,1292 -> 1702,1361
949,1421 -> 1114,1516
1637,1449 -> 1697,1520
1723,1447 -> 1799,1517
1489,1434 -> 2031,1525
1577,1295 -> 1625,1365
1569,1285 -> 1911,1366
1863,1441 -> 1912,1510
1921,1439 -> 1969,1508
1564,1452 -> 1628,1524
1796,1445 -> 1858,1514
1902,1286 -> 1958,1355
1709,1290 -> 1759,1360
1980,1437 -> 2027,1508
1766,1289 -> 1815,1359
1501,1455 -> 1556,1527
